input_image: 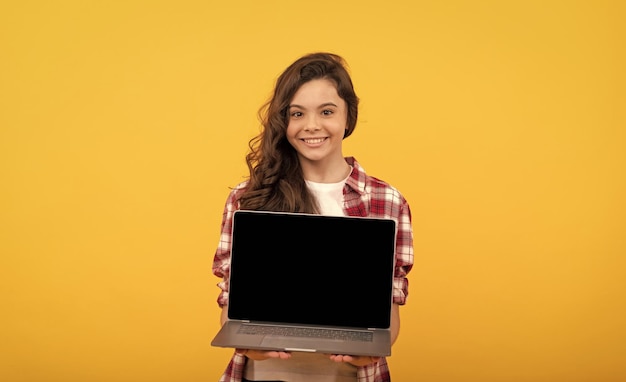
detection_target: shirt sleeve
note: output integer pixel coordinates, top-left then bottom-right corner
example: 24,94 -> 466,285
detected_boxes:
212,185 -> 243,307
392,199 -> 414,305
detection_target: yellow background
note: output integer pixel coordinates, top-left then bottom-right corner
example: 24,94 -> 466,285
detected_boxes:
1,1 -> 624,381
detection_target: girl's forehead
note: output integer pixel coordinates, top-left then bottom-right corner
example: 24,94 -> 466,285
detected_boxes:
292,79 -> 340,100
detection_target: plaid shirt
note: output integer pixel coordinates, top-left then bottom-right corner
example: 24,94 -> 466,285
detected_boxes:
213,157 -> 414,382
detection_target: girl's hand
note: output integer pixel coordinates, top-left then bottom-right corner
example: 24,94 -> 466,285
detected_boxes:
329,354 -> 380,367
235,349 -> 292,361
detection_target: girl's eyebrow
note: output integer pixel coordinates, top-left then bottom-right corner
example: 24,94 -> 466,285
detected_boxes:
288,102 -> 338,109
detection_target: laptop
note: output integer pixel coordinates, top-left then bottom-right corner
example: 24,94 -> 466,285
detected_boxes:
211,210 -> 397,357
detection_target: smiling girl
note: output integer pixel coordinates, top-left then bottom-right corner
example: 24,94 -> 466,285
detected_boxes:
213,52 -> 414,382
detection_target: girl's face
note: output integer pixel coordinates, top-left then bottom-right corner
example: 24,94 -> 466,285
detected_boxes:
286,79 -> 348,167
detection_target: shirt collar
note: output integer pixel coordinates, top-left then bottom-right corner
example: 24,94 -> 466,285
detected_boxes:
344,156 -> 367,195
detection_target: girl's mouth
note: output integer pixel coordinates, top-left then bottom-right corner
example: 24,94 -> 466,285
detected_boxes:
302,138 -> 326,144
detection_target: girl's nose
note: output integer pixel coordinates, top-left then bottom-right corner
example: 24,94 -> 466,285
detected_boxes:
304,115 -> 321,131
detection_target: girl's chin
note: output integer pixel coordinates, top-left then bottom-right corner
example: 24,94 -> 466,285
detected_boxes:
296,152 -> 329,162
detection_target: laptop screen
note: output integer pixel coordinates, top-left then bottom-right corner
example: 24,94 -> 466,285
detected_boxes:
227,210 -> 396,329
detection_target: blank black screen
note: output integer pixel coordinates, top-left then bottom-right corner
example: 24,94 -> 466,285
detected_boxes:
228,210 -> 396,329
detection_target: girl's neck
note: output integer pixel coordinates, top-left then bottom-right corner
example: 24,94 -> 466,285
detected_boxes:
300,157 -> 351,183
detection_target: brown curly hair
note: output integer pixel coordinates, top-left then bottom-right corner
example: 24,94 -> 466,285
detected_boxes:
237,52 -> 360,213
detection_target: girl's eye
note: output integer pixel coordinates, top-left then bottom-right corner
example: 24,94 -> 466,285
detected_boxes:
322,109 -> 334,116
291,111 -> 303,118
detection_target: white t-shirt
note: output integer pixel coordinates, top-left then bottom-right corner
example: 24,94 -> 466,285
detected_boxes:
245,352 -> 357,382
305,169 -> 351,216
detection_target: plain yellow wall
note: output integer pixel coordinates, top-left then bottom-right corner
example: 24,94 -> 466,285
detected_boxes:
1,1 -> 624,381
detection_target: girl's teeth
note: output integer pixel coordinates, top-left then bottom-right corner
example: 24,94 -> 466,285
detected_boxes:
305,138 -> 324,144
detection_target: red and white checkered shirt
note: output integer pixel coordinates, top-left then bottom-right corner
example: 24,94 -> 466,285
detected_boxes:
212,157 -> 414,382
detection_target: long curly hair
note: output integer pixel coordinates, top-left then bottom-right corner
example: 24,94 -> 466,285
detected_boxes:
237,52 -> 359,213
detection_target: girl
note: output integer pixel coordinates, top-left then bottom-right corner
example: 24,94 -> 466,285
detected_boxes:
213,52 -> 414,382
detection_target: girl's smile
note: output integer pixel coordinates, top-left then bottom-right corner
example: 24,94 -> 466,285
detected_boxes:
301,137 -> 328,145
